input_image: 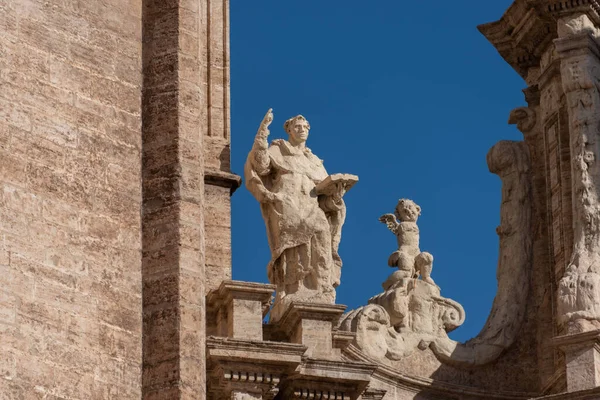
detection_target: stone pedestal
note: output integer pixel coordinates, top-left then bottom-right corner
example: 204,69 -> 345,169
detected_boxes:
554,330 -> 600,392
276,302 -> 347,359
207,280 -> 275,340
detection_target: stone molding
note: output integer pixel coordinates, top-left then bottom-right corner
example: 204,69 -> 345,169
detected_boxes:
478,0 -> 600,81
206,337 -> 307,400
280,358 -> 377,400
359,389 -> 387,400
205,167 -> 242,194
555,32 -> 600,58
553,329 -> 600,349
534,387 -> 600,399
276,302 -> 347,336
206,337 -> 381,400
342,344 -> 537,399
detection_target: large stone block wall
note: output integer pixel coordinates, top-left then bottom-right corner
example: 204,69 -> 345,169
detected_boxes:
0,0 -> 143,398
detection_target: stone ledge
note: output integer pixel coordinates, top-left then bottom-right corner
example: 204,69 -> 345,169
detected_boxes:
207,337 -> 308,400
207,336 -> 307,365
205,168 -> 242,194
276,302 -> 347,336
299,358 -> 377,383
552,329 -> 600,349
555,32 -> 600,59
332,330 -> 356,352
344,344 -> 536,399
280,357 -> 378,400
534,386 -> 600,399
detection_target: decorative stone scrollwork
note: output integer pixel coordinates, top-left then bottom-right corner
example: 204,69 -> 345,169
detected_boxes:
338,200 -> 466,361
340,139 -> 533,367
508,106 -> 537,133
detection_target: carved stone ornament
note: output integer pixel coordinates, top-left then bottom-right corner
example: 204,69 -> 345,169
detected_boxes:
245,109 -> 358,322
338,199 -> 465,361
340,140 -> 533,367
556,13 -> 600,333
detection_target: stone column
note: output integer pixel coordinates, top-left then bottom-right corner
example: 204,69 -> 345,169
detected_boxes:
141,0 -> 209,398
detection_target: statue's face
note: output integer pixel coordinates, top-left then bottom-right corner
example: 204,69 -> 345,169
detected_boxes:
288,120 -> 310,143
395,201 -> 420,222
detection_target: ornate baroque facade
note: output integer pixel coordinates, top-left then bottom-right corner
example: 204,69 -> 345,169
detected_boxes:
4,0 -> 600,399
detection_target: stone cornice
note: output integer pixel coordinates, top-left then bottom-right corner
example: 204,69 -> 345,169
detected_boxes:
552,329 -> 600,349
535,386 -> 600,399
207,337 -> 307,400
555,32 -> 600,59
282,357 -> 378,400
478,0 -> 600,79
206,336 -> 308,363
276,302 -> 347,337
544,0 -> 600,22
479,2 -> 554,79
204,168 -> 242,194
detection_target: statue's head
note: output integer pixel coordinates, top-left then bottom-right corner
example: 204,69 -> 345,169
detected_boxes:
284,115 -> 310,145
395,199 -> 421,222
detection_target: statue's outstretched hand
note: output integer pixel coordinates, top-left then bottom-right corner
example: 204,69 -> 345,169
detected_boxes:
379,213 -> 399,232
257,108 -> 273,140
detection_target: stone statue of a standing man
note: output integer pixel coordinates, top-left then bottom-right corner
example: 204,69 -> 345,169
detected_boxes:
245,109 -> 357,321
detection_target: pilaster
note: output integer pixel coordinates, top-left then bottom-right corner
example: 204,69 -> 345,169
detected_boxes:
141,0 -> 209,398
554,331 -> 600,392
203,0 -> 242,294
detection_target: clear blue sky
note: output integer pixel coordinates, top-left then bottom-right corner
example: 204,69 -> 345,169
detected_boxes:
229,0 -> 523,342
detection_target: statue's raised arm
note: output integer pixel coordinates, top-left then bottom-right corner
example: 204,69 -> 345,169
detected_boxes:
249,108 -> 274,177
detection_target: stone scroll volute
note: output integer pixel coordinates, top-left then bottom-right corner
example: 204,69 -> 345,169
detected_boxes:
339,138 -> 533,367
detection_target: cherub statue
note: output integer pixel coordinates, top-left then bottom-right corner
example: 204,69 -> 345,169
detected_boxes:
379,199 -> 435,290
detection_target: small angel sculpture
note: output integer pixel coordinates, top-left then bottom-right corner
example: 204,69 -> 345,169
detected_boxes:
379,199 -> 435,290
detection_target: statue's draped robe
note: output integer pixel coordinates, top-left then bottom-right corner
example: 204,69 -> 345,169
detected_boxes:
245,139 -> 346,299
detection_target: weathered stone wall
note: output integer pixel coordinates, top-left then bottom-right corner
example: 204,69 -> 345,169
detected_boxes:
0,0 -> 143,398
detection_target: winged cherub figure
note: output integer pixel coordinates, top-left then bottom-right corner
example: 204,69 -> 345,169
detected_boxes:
379,199 -> 435,290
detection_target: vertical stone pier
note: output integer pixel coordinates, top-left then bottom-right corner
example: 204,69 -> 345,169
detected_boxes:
480,1 -> 600,396
141,0 -> 238,398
